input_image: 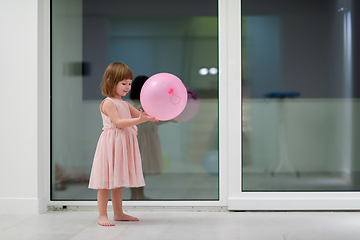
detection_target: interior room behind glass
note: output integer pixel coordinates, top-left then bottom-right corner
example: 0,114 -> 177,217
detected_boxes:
241,0 -> 360,191
51,0 -> 219,200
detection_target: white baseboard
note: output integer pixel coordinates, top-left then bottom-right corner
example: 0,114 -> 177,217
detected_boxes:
0,196 -> 47,214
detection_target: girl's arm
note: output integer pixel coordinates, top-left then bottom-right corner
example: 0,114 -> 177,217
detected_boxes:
127,102 -> 141,118
127,102 -> 159,123
102,100 -> 156,128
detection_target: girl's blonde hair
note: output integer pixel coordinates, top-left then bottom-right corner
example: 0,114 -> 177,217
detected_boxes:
101,62 -> 134,97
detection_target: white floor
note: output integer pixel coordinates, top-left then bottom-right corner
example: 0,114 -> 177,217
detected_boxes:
1,210 -> 360,240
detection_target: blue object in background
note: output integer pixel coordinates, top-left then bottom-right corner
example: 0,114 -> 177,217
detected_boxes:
202,150 -> 219,175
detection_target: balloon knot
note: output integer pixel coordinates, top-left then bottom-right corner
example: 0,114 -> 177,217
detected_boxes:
168,88 -> 174,94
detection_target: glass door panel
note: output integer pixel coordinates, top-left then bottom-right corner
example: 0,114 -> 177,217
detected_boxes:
242,0 -> 360,191
51,0 -> 219,200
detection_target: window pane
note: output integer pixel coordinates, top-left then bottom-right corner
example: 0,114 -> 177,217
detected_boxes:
51,0 -> 218,200
242,0 -> 360,191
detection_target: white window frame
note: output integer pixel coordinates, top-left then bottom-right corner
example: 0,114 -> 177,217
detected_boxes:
226,0 -> 360,210
43,0 -> 360,211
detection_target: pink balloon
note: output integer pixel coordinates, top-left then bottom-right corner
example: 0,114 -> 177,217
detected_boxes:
174,87 -> 200,122
140,73 -> 187,121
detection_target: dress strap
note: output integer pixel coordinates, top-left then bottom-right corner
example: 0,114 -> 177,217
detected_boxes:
105,97 -> 116,104
100,97 -> 116,114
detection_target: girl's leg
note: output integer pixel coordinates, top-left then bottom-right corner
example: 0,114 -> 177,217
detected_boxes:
97,189 -> 115,226
111,187 -> 139,221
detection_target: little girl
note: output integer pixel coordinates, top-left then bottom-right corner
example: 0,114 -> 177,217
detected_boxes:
88,62 -> 157,226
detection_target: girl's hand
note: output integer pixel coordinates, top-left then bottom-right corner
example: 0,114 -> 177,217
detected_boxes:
138,109 -> 159,123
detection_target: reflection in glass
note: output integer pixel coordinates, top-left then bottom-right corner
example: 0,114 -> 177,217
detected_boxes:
241,0 -> 360,191
51,0 -> 218,200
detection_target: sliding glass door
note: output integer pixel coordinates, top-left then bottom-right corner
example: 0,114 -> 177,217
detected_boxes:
241,0 -> 360,192
51,0 -> 219,202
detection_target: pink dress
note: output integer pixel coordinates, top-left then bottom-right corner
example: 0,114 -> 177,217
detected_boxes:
88,97 -> 145,189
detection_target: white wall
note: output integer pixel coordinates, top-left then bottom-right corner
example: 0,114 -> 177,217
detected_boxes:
0,0 -> 48,214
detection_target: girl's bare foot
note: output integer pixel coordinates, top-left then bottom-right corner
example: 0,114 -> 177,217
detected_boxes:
114,213 -> 139,221
98,216 -> 115,226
